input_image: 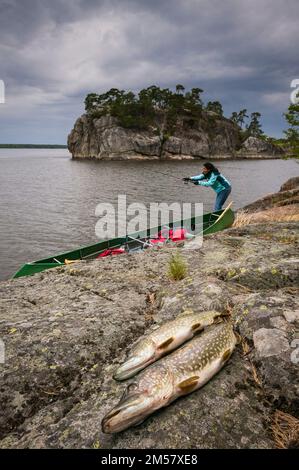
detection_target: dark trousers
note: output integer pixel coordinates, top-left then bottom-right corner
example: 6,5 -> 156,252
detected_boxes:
214,187 -> 231,211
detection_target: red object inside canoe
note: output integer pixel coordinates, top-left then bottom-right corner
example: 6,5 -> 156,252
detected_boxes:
97,248 -> 126,258
154,227 -> 187,242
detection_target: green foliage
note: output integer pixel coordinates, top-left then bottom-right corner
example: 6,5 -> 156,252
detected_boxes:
89,109 -> 105,119
230,111 -> 239,124
230,109 -> 249,129
167,253 -> 187,281
283,93 -> 299,156
84,86 -> 267,144
84,85 -> 204,132
246,112 -> 264,137
230,109 -> 265,141
206,101 -> 223,116
239,109 -> 249,128
85,93 -> 102,113
284,99 -> 299,128
175,84 -> 185,94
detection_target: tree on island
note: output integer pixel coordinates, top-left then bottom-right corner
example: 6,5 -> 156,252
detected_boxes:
229,109 -> 250,128
175,84 -> 185,94
84,85 -> 205,133
230,109 -> 265,141
238,109 -> 249,128
230,111 -> 239,124
206,101 -> 223,116
246,112 -> 264,138
84,85 -> 268,146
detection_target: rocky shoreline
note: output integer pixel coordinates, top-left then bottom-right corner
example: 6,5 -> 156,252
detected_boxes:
68,114 -> 283,161
0,180 -> 298,449
71,153 -> 282,161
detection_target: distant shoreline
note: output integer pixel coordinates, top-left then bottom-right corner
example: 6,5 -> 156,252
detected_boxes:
0,144 -> 67,149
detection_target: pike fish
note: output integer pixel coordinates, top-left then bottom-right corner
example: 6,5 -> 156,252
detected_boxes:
113,311 -> 226,381
102,322 -> 236,433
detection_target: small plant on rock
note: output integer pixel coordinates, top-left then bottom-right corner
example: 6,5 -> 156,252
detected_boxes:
168,253 -> 187,281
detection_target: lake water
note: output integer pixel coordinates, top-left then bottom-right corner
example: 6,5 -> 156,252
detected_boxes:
0,149 -> 298,281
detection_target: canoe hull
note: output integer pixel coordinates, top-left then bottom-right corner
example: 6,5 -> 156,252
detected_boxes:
12,208 -> 234,279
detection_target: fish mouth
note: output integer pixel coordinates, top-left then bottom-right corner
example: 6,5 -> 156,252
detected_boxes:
113,354 -> 155,381
101,393 -> 153,434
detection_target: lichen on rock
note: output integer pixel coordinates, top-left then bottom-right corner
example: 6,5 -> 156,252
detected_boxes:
0,218 -> 298,448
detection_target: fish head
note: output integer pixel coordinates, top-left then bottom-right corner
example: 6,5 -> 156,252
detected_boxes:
113,339 -> 156,381
102,366 -> 174,433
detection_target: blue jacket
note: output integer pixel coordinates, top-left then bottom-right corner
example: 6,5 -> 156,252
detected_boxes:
191,172 -> 231,194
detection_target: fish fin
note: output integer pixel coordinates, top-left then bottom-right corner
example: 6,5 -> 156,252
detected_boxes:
133,417 -> 146,427
222,349 -> 232,362
158,337 -> 174,350
213,317 -> 223,324
234,332 -> 242,345
178,376 -> 200,394
191,322 -> 202,332
220,310 -> 231,317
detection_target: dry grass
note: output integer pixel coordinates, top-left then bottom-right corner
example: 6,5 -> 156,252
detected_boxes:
271,410 -> 299,449
249,360 -> 263,388
240,336 -> 251,356
233,211 -> 254,228
146,292 -> 156,305
233,205 -> 299,228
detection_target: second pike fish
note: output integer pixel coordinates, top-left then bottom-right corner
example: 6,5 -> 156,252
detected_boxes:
102,322 -> 236,433
114,311 -> 227,380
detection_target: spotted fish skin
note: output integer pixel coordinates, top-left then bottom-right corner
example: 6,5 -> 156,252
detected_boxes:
113,311 -> 226,381
102,322 -> 236,433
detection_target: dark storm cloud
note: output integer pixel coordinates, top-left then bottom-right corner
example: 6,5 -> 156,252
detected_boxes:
0,0 -> 298,142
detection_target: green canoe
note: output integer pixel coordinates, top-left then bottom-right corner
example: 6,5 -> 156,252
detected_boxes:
12,206 -> 234,279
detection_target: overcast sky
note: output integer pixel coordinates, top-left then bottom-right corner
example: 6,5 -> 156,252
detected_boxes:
0,0 -> 298,143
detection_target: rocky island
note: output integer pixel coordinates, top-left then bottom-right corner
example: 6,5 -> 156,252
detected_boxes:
68,86 -> 283,160
0,178 -> 298,449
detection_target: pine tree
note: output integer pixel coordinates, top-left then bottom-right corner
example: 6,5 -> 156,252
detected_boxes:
247,112 -> 264,137
237,109 -> 249,128
175,84 -> 185,94
206,101 -> 223,116
230,111 -> 239,124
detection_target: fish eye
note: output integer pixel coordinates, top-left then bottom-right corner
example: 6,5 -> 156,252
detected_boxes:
127,383 -> 138,393
120,382 -> 138,400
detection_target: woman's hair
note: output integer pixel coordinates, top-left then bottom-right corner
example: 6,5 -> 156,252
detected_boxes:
203,162 -> 220,175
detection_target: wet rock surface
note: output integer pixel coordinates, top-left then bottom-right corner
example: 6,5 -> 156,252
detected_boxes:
238,136 -> 284,158
0,222 -> 298,448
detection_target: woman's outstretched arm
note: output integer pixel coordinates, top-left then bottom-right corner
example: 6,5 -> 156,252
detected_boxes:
194,173 -> 218,186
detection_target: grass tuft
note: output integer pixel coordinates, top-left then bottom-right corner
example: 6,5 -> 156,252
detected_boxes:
271,410 -> 299,449
168,253 -> 187,281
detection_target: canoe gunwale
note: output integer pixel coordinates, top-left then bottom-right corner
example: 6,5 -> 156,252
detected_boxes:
12,208 -> 234,278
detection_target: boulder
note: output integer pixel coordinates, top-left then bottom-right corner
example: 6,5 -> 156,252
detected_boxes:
239,136 -> 283,158
253,328 -> 290,358
67,112 -> 282,160
280,177 -> 299,192
242,177 -> 299,213
283,310 -> 299,323
0,221 -> 298,448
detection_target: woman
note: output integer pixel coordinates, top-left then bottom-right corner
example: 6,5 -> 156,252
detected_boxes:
183,162 -> 232,212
